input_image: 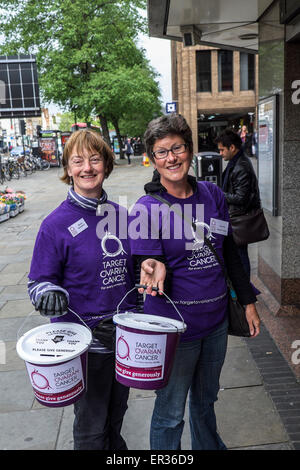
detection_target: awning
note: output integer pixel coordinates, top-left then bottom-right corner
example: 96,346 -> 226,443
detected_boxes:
147,0 -> 275,53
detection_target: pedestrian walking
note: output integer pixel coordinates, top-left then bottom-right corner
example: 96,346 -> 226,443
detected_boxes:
130,114 -> 260,450
238,125 -> 252,157
216,129 -> 261,286
125,138 -> 133,165
27,129 -> 138,450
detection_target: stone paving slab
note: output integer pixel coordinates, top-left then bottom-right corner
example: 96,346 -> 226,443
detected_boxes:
0,408 -> 63,450
18,273 -> 29,285
0,284 -> 30,302
220,346 -> 263,389
0,262 -> 30,274
215,386 -> 290,448
56,406 -> 75,450
0,299 -> 35,319
0,370 -> 35,412
0,273 -> 26,287
0,340 -> 25,372
235,442 -> 294,450
121,395 -> 192,450
0,246 -> 22,255
0,314 -> 48,341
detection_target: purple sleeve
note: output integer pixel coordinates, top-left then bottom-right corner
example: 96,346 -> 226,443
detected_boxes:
28,222 -> 64,286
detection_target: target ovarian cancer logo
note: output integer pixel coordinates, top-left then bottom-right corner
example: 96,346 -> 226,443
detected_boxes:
25,357 -> 84,404
116,329 -> 167,381
99,231 -> 129,288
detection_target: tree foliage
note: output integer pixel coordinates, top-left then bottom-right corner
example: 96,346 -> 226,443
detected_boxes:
0,0 -> 162,144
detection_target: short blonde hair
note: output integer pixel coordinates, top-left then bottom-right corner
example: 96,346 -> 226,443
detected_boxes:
60,129 -> 115,184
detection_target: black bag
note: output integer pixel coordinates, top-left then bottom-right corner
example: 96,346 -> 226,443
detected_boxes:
204,237 -> 251,337
226,279 -> 251,337
92,317 -> 116,350
230,208 -> 269,247
149,193 -> 251,337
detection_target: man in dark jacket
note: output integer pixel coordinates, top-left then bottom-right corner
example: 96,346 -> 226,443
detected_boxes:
216,129 -> 261,283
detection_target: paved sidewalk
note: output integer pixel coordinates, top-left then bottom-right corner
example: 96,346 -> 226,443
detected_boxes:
0,158 -> 298,450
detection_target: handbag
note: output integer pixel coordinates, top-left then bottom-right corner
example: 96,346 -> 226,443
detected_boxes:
230,207 -> 269,247
204,237 -> 251,337
149,193 -> 251,337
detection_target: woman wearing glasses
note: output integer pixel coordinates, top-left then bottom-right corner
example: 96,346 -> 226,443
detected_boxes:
27,129 -> 138,450
130,114 -> 260,450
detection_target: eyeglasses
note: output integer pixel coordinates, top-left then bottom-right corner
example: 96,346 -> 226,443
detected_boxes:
152,143 -> 188,160
70,154 -> 104,167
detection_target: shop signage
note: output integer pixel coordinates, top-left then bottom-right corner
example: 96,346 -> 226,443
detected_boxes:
0,55 -> 41,118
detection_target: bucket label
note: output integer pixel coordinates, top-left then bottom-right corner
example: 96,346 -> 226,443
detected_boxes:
26,356 -> 84,404
115,328 -> 167,381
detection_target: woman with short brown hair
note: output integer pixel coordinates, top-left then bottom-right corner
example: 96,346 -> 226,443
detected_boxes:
28,129 -> 136,450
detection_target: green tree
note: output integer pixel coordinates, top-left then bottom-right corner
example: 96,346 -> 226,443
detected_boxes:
0,0 -> 154,145
85,54 -> 162,154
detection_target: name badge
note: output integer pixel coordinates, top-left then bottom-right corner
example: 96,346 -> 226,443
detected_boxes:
210,218 -> 229,236
68,218 -> 88,237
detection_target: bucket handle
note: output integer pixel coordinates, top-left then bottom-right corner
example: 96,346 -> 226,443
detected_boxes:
116,284 -> 185,328
67,307 -> 93,335
17,307 -> 93,341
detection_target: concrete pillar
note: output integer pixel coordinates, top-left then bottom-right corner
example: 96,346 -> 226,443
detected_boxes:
258,1 -> 300,316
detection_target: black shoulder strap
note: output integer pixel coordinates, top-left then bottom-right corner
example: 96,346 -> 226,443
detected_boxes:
148,193 -> 232,289
149,193 -> 197,232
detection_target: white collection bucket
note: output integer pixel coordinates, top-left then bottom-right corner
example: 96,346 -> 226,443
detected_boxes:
16,322 -> 92,407
113,286 -> 187,390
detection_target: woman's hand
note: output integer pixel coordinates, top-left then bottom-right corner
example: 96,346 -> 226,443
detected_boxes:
138,259 -> 166,297
245,303 -> 260,337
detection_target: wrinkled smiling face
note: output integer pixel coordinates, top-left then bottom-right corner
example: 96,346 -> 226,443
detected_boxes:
152,134 -> 192,190
67,146 -> 106,198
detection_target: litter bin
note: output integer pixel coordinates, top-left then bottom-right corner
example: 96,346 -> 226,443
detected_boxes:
194,152 -> 222,187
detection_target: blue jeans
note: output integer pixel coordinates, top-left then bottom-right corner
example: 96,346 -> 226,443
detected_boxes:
150,318 -> 228,450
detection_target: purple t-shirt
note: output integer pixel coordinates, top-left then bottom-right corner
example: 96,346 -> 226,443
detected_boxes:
29,198 -> 136,328
130,181 -> 232,341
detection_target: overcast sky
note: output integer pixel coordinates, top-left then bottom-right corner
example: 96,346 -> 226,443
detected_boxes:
138,35 -> 172,107
49,35 -> 172,114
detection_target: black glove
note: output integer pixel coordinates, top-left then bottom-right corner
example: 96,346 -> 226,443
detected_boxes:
35,291 -> 68,317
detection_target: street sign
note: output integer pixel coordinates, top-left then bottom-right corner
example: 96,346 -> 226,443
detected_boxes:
166,102 -> 177,114
0,54 -> 41,118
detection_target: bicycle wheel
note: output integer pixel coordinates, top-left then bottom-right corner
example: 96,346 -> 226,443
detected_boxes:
10,164 -> 20,179
24,160 -> 33,175
3,166 -> 11,181
41,160 -> 50,170
19,163 -> 27,177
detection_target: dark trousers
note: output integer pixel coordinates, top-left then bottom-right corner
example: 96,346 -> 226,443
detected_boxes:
126,153 -> 131,164
73,352 -> 129,450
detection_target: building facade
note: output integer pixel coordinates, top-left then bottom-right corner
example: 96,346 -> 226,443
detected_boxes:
148,0 -> 300,326
171,42 -> 258,152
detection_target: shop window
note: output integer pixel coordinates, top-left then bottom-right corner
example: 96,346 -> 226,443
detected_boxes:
218,50 -> 233,91
240,53 -> 255,90
196,51 -> 211,92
